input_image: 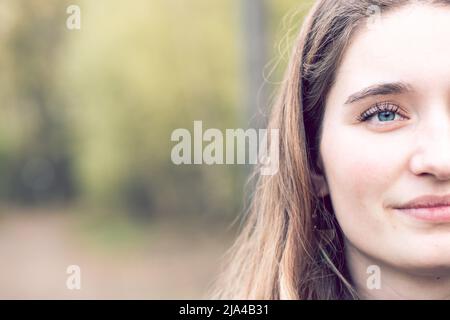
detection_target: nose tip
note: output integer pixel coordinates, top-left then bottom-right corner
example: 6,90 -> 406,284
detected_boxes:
409,106 -> 450,181
410,145 -> 450,181
410,140 -> 450,181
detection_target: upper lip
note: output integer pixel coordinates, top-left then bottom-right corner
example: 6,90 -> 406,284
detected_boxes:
395,194 -> 450,209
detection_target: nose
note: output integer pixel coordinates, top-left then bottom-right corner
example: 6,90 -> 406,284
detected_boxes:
409,114 -> 450,181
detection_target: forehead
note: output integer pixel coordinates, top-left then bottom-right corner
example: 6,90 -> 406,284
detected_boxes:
330,4 -> 450,99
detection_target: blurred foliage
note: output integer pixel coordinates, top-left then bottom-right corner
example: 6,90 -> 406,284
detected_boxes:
0,0 -> 75,204
58,0 -> 242,218
0,0 -> 313,219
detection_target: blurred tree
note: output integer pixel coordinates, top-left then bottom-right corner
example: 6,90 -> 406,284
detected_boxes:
241,0 -> 268,130
0,0 -> 314,220
0,0 -> 75,205
59,0 -> 241,219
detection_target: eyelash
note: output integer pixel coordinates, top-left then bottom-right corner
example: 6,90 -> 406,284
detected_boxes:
356,101 -> 407,123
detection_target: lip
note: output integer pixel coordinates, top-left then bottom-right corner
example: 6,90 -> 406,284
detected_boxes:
394,194 -> 450,222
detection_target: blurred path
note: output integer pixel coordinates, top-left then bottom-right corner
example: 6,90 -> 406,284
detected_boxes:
0,207 -> 232,299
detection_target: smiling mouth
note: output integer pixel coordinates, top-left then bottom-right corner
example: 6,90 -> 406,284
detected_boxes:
393,194 -> 450,222
394,206 -> 450,222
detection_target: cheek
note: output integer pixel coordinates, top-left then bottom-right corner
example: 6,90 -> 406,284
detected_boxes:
319,126 -> 403,230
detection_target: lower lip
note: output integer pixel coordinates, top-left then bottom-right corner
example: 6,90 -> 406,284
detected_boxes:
395,206 -> 450,222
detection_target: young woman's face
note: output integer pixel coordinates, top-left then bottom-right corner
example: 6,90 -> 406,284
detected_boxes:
320,4 -> 450,276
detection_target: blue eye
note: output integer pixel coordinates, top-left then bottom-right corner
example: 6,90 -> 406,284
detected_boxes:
377,111 -> 396,122
357,102 -> 406,123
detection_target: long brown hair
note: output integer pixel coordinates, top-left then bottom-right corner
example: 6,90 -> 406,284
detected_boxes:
210,0 -> 450,300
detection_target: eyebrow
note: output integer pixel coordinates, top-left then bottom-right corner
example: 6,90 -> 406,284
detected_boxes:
344,82 -> 413,104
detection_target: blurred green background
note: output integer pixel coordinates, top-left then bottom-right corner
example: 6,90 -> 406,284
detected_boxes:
0,0 -> 313,298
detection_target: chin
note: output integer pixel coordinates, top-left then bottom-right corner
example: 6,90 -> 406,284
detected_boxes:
394,242 -> 450,275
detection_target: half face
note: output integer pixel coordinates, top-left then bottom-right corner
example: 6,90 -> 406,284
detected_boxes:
318,3 -> 450,275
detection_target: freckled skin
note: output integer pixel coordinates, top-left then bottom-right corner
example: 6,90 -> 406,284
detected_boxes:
317,4 -> 450,298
